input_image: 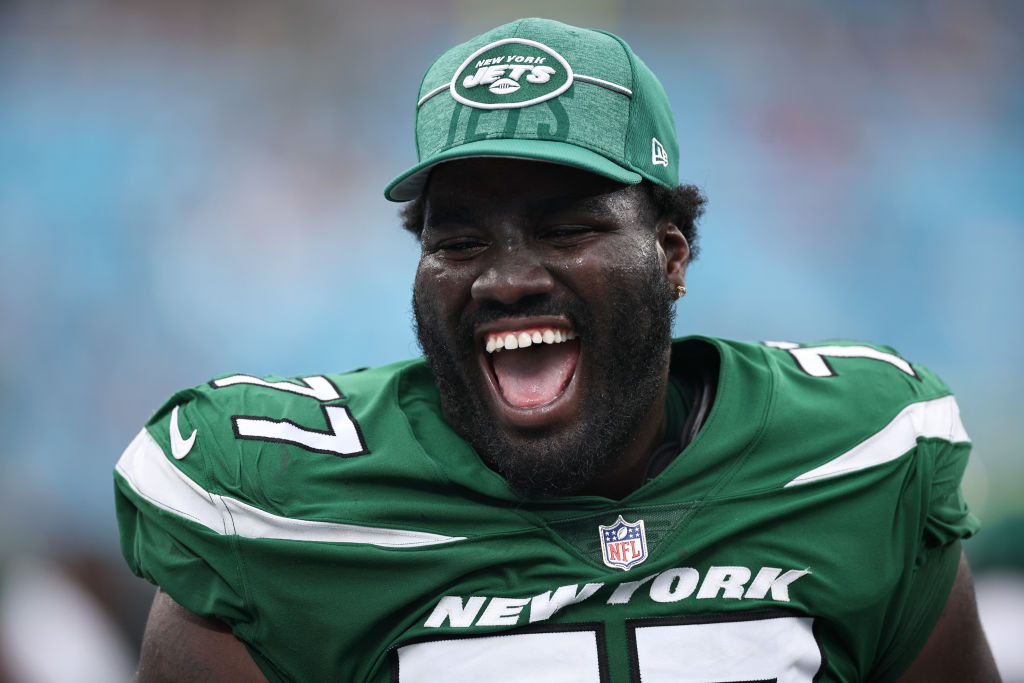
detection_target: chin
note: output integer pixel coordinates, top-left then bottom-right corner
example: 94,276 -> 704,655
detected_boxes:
413,258 -> 677,499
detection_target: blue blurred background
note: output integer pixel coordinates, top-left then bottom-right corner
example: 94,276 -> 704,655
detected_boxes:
1,0 -> 1022,680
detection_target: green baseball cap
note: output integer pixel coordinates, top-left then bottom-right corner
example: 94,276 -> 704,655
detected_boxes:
384,18 -> 679,201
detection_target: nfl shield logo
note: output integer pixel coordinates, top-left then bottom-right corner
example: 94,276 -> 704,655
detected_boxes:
599,515 -> 648,571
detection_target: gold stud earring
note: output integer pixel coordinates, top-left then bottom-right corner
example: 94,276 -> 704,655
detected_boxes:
675,284 -> 687,300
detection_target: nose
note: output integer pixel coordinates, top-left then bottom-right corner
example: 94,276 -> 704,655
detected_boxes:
470,246 -> 555,305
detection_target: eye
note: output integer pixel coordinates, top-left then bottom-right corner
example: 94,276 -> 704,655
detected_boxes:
434,237 -> 489,260
540,225 -> 598,245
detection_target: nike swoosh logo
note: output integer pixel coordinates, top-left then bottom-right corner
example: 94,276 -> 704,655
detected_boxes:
170,405 -> 197,460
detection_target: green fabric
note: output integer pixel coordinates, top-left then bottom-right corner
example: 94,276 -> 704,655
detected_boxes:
663,373 -> 688,444
385,18 -> 678,200
114,337 -> 980,682
872,540 -> 963,682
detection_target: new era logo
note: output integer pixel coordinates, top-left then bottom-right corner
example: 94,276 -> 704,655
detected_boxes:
651,137 -> 669,167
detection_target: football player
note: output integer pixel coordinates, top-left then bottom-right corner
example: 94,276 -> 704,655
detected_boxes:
115,18 -> 1000,682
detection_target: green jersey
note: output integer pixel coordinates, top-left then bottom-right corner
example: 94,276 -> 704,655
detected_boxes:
114,337 -> 978,682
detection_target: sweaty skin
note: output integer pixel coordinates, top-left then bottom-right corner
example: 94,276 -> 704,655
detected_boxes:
413,158 -> 690,499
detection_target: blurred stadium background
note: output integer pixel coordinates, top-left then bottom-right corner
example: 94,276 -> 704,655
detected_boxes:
1,0 -> 1022,680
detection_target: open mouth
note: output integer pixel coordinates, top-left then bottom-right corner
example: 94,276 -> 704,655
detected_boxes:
481,324 -> 581,409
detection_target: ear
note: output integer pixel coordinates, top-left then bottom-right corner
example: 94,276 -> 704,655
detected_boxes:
656,219 -> 690,289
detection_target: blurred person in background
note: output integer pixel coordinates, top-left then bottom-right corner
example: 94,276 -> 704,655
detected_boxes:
112,17 -> 1000,683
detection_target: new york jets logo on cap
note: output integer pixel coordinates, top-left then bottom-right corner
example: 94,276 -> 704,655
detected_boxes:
451,38 -> 573,110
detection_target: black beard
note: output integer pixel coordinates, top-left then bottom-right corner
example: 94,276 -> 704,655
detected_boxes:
413,262 -> 675,499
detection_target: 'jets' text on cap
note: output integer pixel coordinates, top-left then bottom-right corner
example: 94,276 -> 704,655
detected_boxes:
384,17 -> 679,201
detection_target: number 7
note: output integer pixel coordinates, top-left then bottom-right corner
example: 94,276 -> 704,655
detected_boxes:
764,341 -> 917,379
211,374 -> 369,457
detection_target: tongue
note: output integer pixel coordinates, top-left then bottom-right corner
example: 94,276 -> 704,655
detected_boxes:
492,340 -> 579,407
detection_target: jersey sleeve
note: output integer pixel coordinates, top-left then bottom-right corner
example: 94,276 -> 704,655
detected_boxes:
906,362 -> 980,560
766,340 -> 980,555
755,340 -> 982,678
113,387 -> 254,628
920,437 -> 979,555
872,364 -> 981,677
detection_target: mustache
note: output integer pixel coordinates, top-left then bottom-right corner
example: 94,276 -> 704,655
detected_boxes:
458,296 -> 591,335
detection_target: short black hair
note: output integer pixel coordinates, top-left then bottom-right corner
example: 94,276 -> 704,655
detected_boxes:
642,181 -> 705,262
400,179 -> 706,262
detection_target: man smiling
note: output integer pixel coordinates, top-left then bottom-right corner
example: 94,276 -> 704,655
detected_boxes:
115,18 -> 999,682
411,159 -> 692,500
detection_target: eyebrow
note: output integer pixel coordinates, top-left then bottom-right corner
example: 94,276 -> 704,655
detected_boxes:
422,204 -> 477,231
544,196 -> 620,221
425,194 -> 623,229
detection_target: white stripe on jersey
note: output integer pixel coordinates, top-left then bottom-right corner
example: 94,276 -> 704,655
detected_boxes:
115,428 -> 466,547
786,394 -> 970,487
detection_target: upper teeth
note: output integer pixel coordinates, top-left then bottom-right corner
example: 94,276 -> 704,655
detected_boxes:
485,327 -> 577,353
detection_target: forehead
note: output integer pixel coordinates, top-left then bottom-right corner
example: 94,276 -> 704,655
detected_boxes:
423,158 -> 650,221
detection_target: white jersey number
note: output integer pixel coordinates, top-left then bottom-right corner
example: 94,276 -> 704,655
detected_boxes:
764,341 -> 917,379
395,614 -> 821,682
211,374 -> 368,456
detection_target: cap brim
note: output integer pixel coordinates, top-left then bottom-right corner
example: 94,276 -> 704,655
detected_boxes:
384,139 -> 643,201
